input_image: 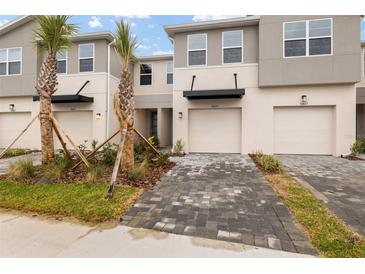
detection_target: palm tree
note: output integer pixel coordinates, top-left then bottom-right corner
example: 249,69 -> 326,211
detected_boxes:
33,16 -> 78,164
113,20 -> 138,172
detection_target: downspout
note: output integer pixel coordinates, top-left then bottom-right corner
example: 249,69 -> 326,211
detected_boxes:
106,39 -> 116,139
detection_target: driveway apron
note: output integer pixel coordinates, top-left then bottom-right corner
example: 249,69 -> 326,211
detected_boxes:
121,154 -> 316,255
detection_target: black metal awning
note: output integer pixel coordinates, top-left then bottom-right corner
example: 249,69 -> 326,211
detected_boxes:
32,94 -> 94,103
183,89 -> 245,100
32,80 -> 93,104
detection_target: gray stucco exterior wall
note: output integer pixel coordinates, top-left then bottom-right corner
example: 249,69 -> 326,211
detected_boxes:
173,25 -> 259,68
0,20 -> 38,97
259,15 -> 361,87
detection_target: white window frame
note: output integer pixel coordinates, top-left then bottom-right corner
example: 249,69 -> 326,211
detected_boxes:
166,62 -> 173,84
140,63 -> 153,86
187,33 -> 207,67
78,43 -> 95,73
222,30 -> 244,64
283,18 -> 333,59
0,47 -> 22,76
56,50 -> 68,74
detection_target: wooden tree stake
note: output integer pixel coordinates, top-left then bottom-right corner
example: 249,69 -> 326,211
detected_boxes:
133,128 -> 161,157
0,114 -> 39,159
49,113 -> 90,168
106,128 -> 127,198
52,121 -> 71,158
71,129 -> 120,170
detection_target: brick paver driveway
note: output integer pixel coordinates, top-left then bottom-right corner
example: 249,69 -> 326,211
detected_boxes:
121,154 -> 316,255
278,155 -> 365,237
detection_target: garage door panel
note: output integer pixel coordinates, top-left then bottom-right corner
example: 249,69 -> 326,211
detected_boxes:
54,111 -> 93,149
0,112 -> 39,148
189,108 -> 241,153
274,106 -> 334,155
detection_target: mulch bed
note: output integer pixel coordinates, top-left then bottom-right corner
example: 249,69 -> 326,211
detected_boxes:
341,155 -> 365,161
0,157 -> 176,189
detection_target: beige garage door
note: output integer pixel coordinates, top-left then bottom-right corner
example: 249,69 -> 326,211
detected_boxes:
189,108 -> 241,153
54,111 -> 93,149
274,106 -> 334,155
0,112 -> 36,148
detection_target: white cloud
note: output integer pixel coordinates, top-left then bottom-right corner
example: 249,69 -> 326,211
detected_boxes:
130,22 -> 137,27
115,15 -> 151,19
156,37 -> 161,40
0,19 -> 9,26
142,38 -> 150,42
138,44 -> 151,50
147,23 -> 156,29
192,15 -> 243,22
88,16 -> 103,28
152,50 -> 173,55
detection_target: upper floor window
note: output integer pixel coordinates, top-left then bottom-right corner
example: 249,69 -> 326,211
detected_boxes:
0,47 -> 21,76
166,62 -> 173,84
284,18 -> 332,58
79,43 -> 94,72
188,33 -> 207,66
56,50 -> 67,74
223,30 -> 243,64
140,64 -> 152,85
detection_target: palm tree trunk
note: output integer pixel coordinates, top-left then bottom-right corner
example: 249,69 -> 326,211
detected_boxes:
116,66 -> 134,172
36,54 -> 58,164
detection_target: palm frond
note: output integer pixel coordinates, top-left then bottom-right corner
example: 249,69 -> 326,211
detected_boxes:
113,20 -> 138,66
33,15 -> 78,54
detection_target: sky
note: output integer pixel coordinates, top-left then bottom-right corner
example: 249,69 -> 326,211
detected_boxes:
0,15 -> 364,56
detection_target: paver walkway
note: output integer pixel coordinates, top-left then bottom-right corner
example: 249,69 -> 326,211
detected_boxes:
121,154 -> 316,255
0,152 -> 41,175
278,155 -> 365,238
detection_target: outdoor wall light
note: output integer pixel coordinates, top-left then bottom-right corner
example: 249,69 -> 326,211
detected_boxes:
178,112 -> 183,119
300,95 -> 308,105
9,104 -> 15,112
96,113 -> 101,119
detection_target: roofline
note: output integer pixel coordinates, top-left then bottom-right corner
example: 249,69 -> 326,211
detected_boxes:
164,16 -> 260,37
137,54 -> 173,61
71,31 -> 114,42
0,15 -> 35,36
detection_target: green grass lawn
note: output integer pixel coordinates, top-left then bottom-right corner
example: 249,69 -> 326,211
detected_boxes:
0,181 -> 142,224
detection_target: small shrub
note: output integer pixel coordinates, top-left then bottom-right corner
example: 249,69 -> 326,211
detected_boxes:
256,154 -> 283,174
130,159 -> 149,180
91,140 -> 98,150
350,139 -> 365,155
101,143 -> 118,166
85,165 -> 103,183
44,154 -> 73,180
78,140 -> 88,155
7,158 -> 35,179
148,136 -> 160,147
172,139 -> 184,155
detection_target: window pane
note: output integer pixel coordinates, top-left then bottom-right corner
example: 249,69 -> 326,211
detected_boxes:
140,64 -> 152,74
285,39 -> 306,57
140,75 -> 152,85
223,31 -> 242,48
8,61 -> 20,74
79,58 -> 93,72
79,44 -> 94,58
188,50 -> 206,65
0,49 -> 6,62
167,62 -> 173,73
167,73 -> 173,84
309,19 -> 331,37
223,48 -> 242,63
309,38 -> 331,55
8,48 -> 21,61
57,60 -> 66,73
188,34 -> 206,50
285,21 -> 306,39
0,63 -> 6,75
56,51 -> 67,60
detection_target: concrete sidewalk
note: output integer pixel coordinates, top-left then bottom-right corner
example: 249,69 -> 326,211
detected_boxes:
0,212 -> 313,258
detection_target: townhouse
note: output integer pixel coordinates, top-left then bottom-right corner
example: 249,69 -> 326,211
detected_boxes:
165,16 -> 362,156
0,15 -> 363,156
